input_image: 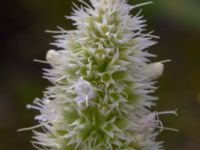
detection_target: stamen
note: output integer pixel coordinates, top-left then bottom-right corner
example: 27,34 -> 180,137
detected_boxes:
17,124 -> 44,132
157,109 -> 178,116
26,104 -> 42,110
33,59 -> 49,64
132,2 -> 153,9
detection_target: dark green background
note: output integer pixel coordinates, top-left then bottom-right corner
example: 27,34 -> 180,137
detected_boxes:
1,0 -> 200,149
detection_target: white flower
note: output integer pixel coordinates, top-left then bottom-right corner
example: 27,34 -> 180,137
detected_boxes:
26,98 -> 62,122
74,77 -> 95,103
137,110 -> 178,133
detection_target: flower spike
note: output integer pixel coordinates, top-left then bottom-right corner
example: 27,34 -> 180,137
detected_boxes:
21,0 -> 177,150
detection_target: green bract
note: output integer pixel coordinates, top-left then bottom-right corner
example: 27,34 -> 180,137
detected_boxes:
25,0 -> 176,149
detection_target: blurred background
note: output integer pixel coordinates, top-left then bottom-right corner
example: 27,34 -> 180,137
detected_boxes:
0,0 -> 200,149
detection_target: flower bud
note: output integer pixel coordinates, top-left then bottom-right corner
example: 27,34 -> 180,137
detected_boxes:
46,49 -> 60,65
146,62 -> 164,80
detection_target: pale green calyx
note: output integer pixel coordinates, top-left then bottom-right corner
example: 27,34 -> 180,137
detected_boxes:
24,0 -> 177,150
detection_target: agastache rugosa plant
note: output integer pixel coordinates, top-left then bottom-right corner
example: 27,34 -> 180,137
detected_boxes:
20,0 -> 177,149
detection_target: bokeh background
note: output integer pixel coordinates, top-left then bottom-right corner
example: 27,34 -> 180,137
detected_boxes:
1,0 -> 200,149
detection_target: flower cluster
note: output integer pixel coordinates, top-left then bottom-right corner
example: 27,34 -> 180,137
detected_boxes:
24,0 -> 177,149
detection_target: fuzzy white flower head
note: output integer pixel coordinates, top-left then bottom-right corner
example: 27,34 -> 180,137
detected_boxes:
74,77 -> 95,103
20,0 -> 177,149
